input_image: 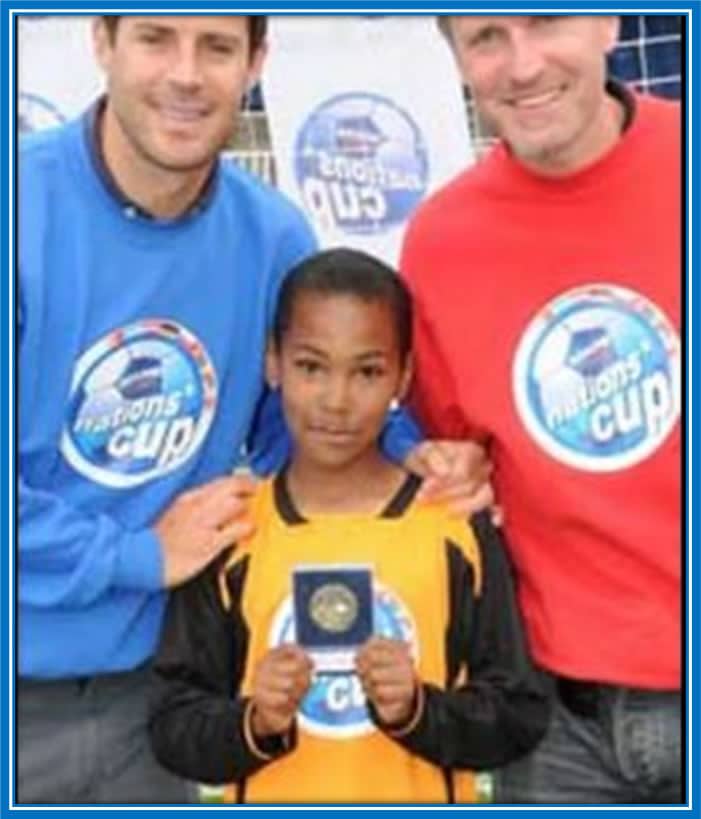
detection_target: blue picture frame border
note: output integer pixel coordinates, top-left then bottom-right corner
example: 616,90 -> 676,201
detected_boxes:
2,3 -> 695,816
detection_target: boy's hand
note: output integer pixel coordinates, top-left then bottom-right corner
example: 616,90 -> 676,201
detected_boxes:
250,645 -> 313,737
155,474 -> 257,588
404,440 -> 502,523
356,637 -> 418,727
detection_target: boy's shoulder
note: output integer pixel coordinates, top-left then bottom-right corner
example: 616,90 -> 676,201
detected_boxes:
411,502 -> 482,569
241,474 -> 484,566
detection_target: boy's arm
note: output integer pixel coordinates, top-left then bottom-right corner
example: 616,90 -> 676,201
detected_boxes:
368,512 -> 551,770
148,552 -> 296,785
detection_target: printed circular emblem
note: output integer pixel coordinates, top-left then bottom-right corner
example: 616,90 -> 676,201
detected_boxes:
61,320 -> 218,488
513,285 -> 680,472
270,583 -> 417,739
294,92 -> 429,235
18,92 -> 65,134
309,583 -> 359,634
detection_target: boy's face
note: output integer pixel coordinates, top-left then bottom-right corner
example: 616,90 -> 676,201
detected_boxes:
93,15 -> 265,173
268,292 -> 411,471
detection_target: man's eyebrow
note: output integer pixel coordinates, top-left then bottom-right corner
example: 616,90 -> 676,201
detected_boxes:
132,21 -> 171,33
201,31 -> 243,45
471,22 -> 501,37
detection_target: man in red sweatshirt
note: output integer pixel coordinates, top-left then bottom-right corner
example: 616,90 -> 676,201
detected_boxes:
401,15 -> 681,804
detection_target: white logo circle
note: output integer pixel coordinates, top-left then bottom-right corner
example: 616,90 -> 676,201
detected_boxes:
61,319 -> 218,488
269,582 -> 417,739
513,284 -> 680,472
294,92 -> 429,236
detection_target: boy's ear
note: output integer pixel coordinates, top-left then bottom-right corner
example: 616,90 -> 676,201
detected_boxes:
265,339 -> 280,389
397,354 -> 414,403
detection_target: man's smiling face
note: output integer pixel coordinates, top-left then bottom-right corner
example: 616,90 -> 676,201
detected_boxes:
447,15 -> 620,173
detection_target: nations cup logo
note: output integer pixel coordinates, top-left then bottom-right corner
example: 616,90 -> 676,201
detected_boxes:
18,92 -> 65,134
513,285 -> 680,472
61,320 -> 218,489
294,92 -> 429,235
269,582 -> 418,739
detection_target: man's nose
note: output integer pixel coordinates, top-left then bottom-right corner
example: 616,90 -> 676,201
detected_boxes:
508,31 -> 546,86
166,43 -> 203,90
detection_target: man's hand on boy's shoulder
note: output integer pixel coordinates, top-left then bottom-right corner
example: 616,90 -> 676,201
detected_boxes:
250,645 -> 313,738
155,474 -> 258,588
404,440 -> 502,523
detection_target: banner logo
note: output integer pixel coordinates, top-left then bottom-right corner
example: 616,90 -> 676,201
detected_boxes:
269,582 -> 417,738
18,91 -> 65,134
294,92 -> 429,235
513,285 -> 680,472
61,320 -> 217,488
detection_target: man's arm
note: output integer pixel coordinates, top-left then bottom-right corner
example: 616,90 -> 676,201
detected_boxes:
397,242 -> 496,518
400,224 -> 476,443
19,474 -> 256,606
19,476 -> 163,605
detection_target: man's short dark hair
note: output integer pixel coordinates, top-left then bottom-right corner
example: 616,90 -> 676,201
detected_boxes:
436,16 -> 452,40
101,15 -> 268,54
273,248 -> 413,363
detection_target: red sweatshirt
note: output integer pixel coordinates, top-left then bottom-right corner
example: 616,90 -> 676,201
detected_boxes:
401,90 -> 681,689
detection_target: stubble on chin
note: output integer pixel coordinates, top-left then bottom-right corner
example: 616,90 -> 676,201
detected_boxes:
129,127 -> 229,174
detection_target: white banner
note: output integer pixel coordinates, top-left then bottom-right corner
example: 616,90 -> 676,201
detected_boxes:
18,15 -> 102,135
264,15 -> 474,265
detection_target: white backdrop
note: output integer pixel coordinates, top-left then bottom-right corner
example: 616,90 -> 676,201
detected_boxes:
18,16 -> 102,134
17,14 -> 474,267
264,16 -> 473,265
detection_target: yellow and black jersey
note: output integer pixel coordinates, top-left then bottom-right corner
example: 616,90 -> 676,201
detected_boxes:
149,472 -> 549,803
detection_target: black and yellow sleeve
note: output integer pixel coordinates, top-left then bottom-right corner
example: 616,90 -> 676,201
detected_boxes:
372,510 -> 551,770
148,550 -> 295,787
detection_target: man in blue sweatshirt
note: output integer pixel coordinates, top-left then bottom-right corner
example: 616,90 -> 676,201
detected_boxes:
18,15 -> 489,804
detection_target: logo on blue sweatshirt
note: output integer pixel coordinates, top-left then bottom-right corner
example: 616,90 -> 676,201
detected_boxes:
512,285 -> 680,472
61,319 -> 217,488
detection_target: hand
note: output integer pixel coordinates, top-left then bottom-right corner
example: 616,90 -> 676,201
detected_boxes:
250,645 -> 313,737
404,440 -> 502,523
355,637 -> 417,727
155,474 -> 257,588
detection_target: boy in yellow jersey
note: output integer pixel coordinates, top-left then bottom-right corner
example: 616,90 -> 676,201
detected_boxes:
149,248 -> 550,803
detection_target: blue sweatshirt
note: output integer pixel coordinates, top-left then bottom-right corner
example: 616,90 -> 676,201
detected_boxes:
19,110 -> 420,679
18,108 -> 323,678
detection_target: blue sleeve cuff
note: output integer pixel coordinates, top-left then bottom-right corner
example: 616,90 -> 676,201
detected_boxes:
380,406 -> 425,466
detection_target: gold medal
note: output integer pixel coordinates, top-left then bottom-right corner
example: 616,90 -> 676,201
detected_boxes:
308,582 -> 359,634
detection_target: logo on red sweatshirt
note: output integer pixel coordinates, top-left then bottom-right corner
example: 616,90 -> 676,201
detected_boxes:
513,284 -> 680,472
